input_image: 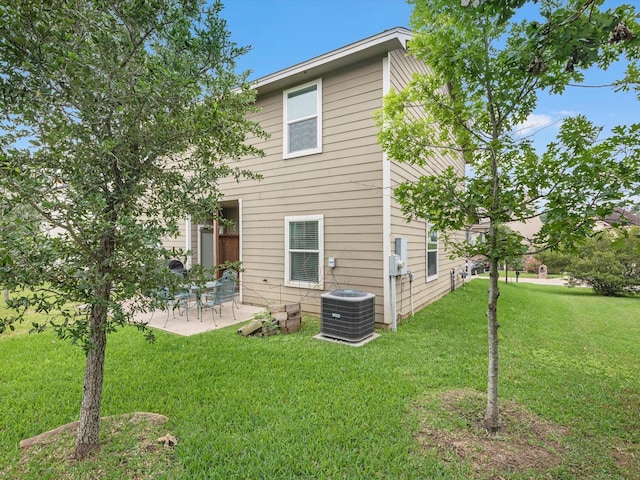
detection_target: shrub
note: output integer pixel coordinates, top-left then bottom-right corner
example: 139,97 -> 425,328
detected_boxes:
535,250 -> 573,274
567,228 -> 640,296
524,257 -> 541,273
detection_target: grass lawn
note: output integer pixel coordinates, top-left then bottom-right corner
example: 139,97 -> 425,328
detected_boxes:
1,282 -> 638,479
478,271 -> 564,279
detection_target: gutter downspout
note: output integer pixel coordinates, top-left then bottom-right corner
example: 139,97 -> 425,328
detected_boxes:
238,198 -> 243,304
185,215 -> 192,268
382,53 -> 393,327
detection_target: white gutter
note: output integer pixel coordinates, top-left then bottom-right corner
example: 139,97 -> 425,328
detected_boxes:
252,27 -> 411,96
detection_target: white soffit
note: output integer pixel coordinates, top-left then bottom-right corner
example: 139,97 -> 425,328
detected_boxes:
252,27 -> 412,95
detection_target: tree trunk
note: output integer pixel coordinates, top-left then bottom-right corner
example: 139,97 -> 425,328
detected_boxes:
486,90 -> 501,430
485,255 -> 501,431
74,300 -> 108,459
74,232 -> 113,459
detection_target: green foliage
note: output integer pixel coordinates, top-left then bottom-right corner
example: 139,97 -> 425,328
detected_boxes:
534,249 -> 573,274
379,0 -> 640,262
567,227 -> 640,296
496,224 -> 528,263
0,201 -> 42,333
0,0 -> 267,456
0,0 -> 266,340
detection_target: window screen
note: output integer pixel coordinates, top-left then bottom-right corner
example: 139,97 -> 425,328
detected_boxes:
284,80 -> 321,157
285,215 -> 323,288
427,226 -> 438,279
289,220 -> 319,283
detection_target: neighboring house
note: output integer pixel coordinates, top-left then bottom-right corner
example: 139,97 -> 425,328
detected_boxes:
469,217 -> 543,249
465,217 -> 542,273
595,207 -> 640,231
166,27 -> 466,327
507,216 -> 543,249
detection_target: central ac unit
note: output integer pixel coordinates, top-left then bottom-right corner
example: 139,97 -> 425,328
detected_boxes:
320,290 -> 375,342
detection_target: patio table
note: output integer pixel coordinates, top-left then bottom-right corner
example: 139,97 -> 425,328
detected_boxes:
191,281 -> 220,320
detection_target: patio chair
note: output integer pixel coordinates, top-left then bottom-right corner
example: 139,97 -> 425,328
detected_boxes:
148,269 -> 195,327
164,286 -> 195,327
200,277 -> 237,325
220,269 -> 240,309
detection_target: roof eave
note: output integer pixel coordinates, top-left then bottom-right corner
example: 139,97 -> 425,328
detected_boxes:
251,27 -> 412,96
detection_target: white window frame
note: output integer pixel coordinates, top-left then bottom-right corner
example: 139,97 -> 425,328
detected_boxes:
426,222 -> 439,282
283,79 -> 322,159
284,214 -> 324,289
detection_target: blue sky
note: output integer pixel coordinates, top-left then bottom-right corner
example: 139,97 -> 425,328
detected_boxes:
220,0 -> 637,149
221,0 -> 413,79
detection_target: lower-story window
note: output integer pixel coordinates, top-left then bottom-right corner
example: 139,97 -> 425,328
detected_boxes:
285,215 -> 324,288
427,223 -> 438,281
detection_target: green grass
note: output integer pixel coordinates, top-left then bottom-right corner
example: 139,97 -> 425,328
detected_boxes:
478,271 -> 564,279
1,282 -> 638,479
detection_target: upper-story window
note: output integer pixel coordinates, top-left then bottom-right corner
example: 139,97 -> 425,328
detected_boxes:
283,79 -> 322,158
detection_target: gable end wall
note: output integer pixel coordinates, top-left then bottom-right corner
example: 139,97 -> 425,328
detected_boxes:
217,57 -> 388,321
388,48 -> 467,319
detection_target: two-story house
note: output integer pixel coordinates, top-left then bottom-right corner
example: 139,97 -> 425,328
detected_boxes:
164,27 -> 466,327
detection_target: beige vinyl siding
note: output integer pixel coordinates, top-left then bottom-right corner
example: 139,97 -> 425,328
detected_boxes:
155,29 -> 481,329
166,42 -> 467,326
163,229 -> 184,253
161,218 -> 194,263
387,49 -> 467,319
214,57 -> 388,321
389,48 -> 424,91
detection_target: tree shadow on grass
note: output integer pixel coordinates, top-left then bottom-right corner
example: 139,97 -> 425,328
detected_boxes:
504,282 -> 598,299
528,285 -> 640,301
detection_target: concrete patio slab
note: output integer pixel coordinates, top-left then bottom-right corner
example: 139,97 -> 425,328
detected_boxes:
135,302 -> 265,336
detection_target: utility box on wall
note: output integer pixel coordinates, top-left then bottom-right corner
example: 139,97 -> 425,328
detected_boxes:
389,254 -> 403,277
394,237 -> 408,275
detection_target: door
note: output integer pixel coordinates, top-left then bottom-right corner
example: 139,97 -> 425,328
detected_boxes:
200,229 -> 215,271
217,234 -> 239,278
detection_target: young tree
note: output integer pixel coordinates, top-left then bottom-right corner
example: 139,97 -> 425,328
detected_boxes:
378,0 -> 639,430
0,0 -> 265,458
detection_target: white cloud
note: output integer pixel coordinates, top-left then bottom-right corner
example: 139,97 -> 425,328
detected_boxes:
555,110 -> 577,116
515,113 -> 555,136
515,110 -> 578,137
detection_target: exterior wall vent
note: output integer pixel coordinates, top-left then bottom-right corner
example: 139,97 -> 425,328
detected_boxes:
320,290 -> 375,342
